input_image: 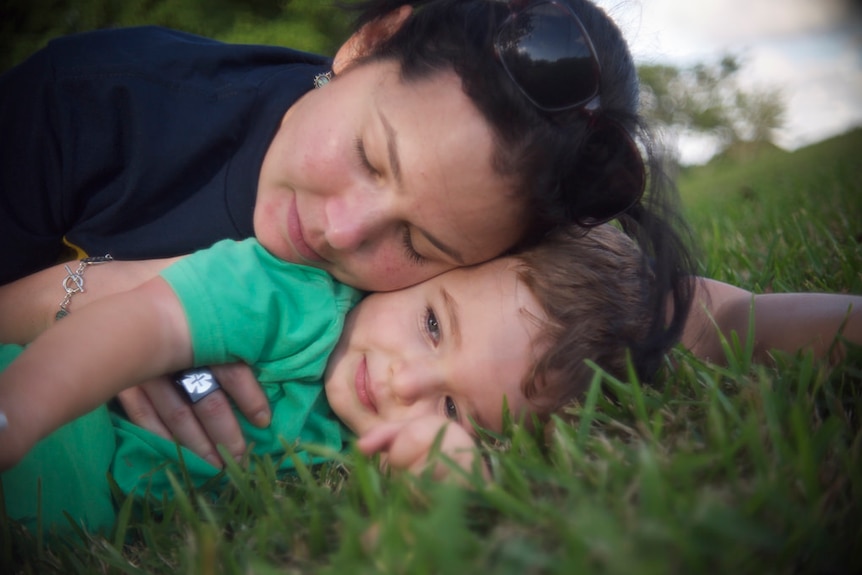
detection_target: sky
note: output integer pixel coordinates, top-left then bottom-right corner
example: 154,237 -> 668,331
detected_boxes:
592,0 -> 862,164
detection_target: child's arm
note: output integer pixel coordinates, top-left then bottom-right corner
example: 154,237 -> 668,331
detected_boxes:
358,416 -> 489,481
0,277 -> 192,470
682,278 -> 862,364
0,258 -> 270,466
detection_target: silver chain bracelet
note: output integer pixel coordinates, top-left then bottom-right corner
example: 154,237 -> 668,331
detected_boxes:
55,255 -> 113,320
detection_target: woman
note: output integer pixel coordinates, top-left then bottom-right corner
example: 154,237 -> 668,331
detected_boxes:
0,1 -> 694,463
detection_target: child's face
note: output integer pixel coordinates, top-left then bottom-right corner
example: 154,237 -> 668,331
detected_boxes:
324,257 -> 546,436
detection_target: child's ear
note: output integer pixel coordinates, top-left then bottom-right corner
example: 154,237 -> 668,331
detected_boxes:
332,5 -> 412,74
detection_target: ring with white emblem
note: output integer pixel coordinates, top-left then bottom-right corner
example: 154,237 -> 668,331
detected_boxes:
173,367 -> 222,404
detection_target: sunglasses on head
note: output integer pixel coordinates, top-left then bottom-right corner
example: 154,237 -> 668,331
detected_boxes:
493,0 -> 646,224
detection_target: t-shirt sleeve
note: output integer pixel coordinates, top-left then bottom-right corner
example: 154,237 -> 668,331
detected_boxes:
160,239 -> 360,381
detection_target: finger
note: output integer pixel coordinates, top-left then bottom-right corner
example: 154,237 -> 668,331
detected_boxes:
356,421 -> 404,455
191,387 -> 247,463
367,419 -> 450,475
210,363 -> 271,427
388,421 -> 454,474
140,376 -> 223,468
116,386 -> 172,441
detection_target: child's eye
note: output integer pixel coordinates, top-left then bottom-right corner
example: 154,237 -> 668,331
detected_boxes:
444,397 -> 459,421
424,307 -> 441,344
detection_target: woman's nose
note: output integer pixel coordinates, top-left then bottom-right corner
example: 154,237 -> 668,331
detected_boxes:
324,191 -> 389,251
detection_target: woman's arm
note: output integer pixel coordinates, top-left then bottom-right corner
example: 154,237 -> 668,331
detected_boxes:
682,278 -> 862,364
0,277 -> 192,470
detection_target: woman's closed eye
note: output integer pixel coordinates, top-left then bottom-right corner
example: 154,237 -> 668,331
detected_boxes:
353,137 -> 380,177
355,135 -> 427,266
402,226 -> 427,265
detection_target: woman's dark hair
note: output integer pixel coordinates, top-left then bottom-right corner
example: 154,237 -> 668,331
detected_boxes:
341,0 -> 697,377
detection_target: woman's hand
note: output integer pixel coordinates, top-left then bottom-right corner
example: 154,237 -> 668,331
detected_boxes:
357,416 -> 488,481
116,363 -> 271,467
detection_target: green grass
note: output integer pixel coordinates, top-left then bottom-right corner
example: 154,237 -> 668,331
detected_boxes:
4,132 -> 862,574
0,0 -> 355,73
678,129 -> 862,294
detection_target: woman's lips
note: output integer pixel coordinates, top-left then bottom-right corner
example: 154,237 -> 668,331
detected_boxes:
354,356 -> 377,414
287,196 -> 324,262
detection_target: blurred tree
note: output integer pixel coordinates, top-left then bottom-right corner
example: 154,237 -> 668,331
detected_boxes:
733,86 -> 785,144
220,0 -> 355,55
0,0 -> 357,73
638,54 -> 786,159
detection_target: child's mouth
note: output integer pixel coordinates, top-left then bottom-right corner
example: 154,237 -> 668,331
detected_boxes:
354,355 -> 377,414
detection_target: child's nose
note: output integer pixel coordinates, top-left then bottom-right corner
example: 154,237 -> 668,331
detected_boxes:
388,359 -> 442,405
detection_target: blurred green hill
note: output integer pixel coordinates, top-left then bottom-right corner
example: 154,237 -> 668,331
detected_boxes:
678,127 -> 862,292
0,0 -> 356,72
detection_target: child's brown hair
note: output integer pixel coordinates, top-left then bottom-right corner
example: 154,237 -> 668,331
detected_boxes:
512,224 -> 658,418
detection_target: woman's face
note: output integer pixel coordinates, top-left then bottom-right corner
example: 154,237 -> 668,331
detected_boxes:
254,60 -> 527,291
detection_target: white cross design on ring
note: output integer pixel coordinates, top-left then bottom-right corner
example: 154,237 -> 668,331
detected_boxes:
180,371 -> 216,394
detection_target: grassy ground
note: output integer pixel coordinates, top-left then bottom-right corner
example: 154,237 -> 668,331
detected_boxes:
3,130 -> 861,574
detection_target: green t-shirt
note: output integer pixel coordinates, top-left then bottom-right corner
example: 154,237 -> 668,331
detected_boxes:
1,239 -> 362,535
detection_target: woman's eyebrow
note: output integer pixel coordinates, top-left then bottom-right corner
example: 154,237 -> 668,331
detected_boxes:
380,111 -> 402,186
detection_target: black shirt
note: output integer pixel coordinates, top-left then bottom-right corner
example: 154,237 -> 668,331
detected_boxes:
0,26 -> 331,284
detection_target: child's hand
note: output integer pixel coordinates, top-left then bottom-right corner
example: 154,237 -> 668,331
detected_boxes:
357,416 -> 487,481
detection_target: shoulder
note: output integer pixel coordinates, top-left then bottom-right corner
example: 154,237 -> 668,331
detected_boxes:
43,26 -> 222,65
42,26 -> 329,85
680,277 -> 754,360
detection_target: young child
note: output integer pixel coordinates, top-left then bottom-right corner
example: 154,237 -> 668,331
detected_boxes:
0,225 -> 658,536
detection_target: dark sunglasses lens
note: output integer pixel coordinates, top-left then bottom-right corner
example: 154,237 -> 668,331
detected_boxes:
581,123 -> 646,224
497,2 -> 601,110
